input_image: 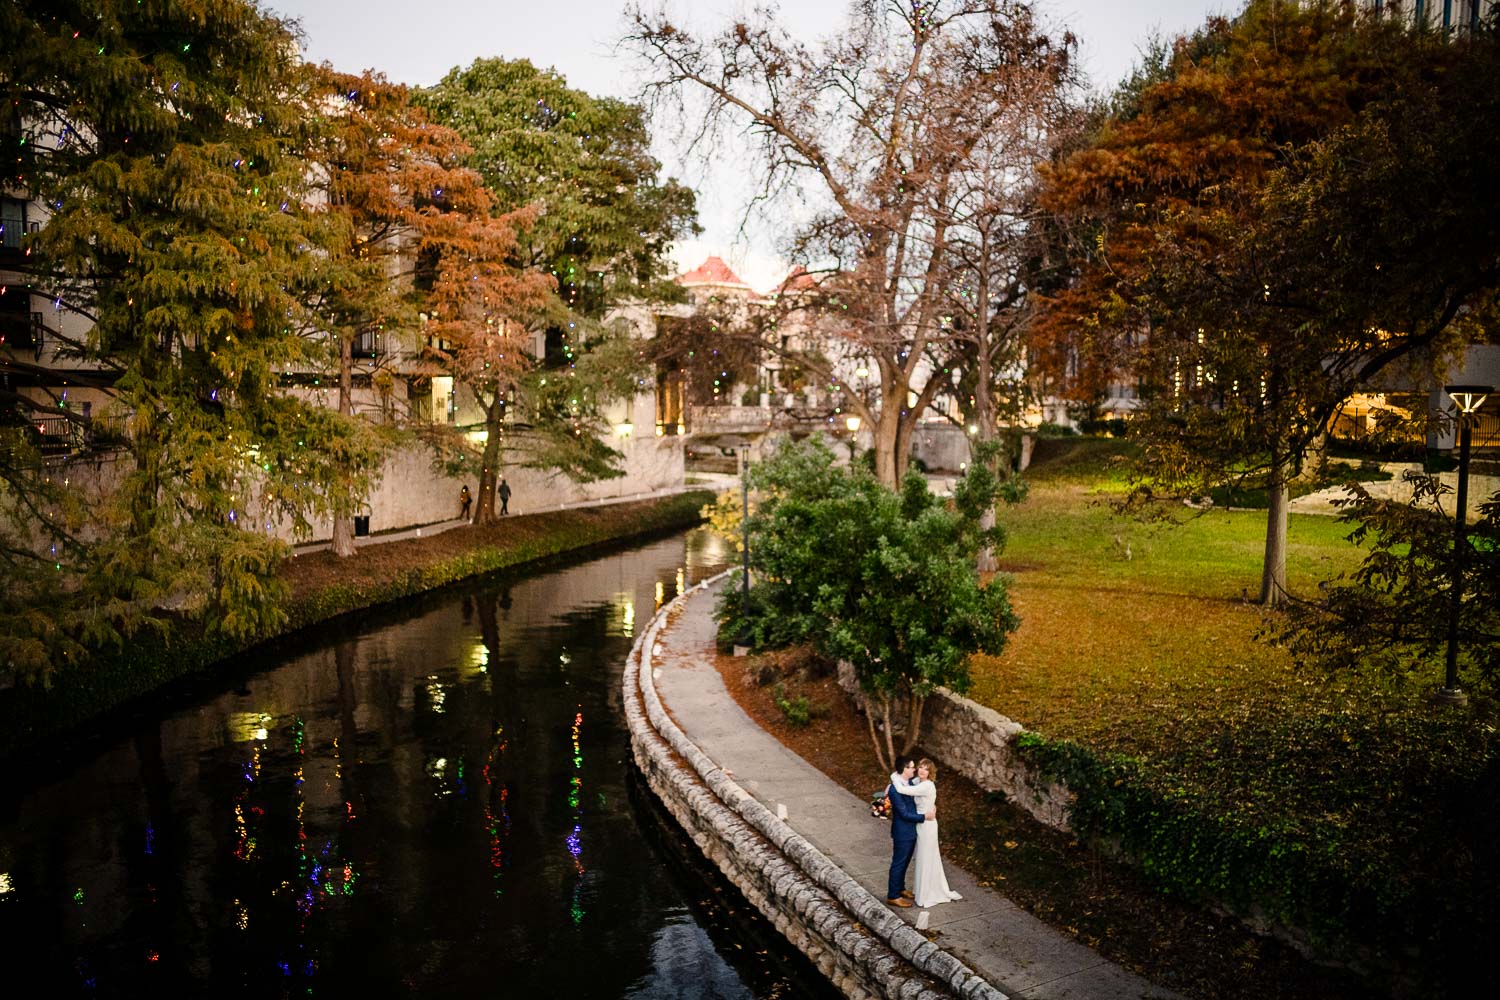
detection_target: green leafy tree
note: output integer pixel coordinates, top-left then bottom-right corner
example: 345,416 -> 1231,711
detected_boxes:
720,438 -> 1018,770
0,0 -> 365,680
1275,479 -> 1500,693
414,58 -> 697,502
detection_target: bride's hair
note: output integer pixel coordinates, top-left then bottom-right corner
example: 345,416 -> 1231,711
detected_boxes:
917,758 -> 938,781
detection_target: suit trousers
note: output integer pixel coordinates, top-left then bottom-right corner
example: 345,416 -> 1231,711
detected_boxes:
887,835 -> 916,899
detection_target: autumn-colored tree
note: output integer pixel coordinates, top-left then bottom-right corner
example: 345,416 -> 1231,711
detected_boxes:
626,0 -> 1076,487
1039,1 -> 1498,605
414,59 -> 697,491
420,204 -> 554,524
0,0 -> 367,680
647,301 -> 762,408
297,67 -> 444,556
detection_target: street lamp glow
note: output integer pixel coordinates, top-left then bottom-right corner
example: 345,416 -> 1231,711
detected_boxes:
845,415 -> 861,432
1446,384 -> 1490,415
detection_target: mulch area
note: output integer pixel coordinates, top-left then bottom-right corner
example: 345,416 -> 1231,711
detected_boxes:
714,648 -> 1380,1000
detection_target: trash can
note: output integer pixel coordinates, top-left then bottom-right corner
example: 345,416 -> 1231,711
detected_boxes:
353,515 -> 370,537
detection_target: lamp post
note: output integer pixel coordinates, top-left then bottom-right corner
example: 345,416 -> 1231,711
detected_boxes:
845,414 -> 861,464
1436,383 -> 1492,705
736,441 -> 752,656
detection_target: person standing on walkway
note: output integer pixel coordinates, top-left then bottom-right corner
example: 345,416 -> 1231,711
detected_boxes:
498,477 -> 512,516
459,484 -> 472,522
886,755 -> 934,907
890,758 -> 962,907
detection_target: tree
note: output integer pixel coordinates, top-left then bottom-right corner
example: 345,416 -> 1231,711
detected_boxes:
419,203 -> 555,525
718,438 -> 1018,771
1275,479 -> 1500,693
626,0 -> 1076,488
413,59 -> 697,513
929,104 -> 1074,567
0,0 -> 369,679
1039,2 -> 1500,605
298,67 -> 454,556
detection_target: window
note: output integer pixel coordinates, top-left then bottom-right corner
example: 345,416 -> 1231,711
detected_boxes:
0,199 -> 25,250
352,328 -> 381,359
656,367 -> 684,435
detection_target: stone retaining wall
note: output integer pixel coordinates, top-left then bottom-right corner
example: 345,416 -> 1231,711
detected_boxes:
836,664 -> 1075,834
625,573 -> 1006,1000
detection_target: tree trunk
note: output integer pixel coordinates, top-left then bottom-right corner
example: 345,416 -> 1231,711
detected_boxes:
866,704 -> 892,774
902,692 -> 927,756
874,388 -> 904,488
881,695 -> 897,771
474,394 -> 504,525
977,506 -> 999,573
331,334 -> 357,557
1260,452 -> 1290,606
974,326 -> 998,571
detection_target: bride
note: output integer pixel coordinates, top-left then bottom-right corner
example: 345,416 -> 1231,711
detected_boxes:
889,758 -> 962,908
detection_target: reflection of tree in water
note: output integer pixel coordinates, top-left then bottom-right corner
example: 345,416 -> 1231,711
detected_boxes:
0,530 -> 798,998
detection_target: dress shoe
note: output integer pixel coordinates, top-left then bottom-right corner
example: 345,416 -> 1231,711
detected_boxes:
886,897 -> 913,908
901,890 -> 914,899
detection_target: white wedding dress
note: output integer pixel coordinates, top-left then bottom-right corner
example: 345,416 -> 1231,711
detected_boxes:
890,775 -> 962,908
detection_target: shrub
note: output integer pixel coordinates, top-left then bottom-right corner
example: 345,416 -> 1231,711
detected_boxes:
719,437 -> 1019,769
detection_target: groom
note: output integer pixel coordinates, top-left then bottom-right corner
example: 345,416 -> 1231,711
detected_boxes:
886,755 -> 934,907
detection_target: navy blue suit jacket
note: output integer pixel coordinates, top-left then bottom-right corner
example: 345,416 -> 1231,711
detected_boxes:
888,780 -> 924,842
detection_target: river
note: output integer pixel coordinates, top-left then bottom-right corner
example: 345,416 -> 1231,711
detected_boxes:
0,527 -> 837,999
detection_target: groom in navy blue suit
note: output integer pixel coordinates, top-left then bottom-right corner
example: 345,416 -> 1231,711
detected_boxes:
886,755 -> 934,907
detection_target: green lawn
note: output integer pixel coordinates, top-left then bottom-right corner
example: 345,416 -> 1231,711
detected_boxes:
965,439 -> 1497,973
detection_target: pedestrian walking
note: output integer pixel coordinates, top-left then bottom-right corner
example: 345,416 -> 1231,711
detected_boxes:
498,477 -> 512,516
459,484 -> 472,521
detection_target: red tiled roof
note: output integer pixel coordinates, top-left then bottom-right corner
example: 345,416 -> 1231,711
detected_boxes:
770,265 -> 820,295
677,255 -> 751,289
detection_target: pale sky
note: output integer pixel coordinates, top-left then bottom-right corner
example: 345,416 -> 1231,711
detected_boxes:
267,0 -> 1231,288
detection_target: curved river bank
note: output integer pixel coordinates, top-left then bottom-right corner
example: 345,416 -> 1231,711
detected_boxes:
0,528 -> 838,999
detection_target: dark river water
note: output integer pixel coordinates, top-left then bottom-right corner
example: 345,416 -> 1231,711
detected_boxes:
0,527 -> 837,999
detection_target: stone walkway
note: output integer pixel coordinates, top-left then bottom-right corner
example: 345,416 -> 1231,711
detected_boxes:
651,580 -> 1185,1000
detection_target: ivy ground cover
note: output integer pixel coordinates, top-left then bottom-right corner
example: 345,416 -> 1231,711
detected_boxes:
969,440 -> 1497,987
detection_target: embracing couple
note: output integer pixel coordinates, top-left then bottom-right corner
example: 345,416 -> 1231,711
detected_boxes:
885,755 -> 962,909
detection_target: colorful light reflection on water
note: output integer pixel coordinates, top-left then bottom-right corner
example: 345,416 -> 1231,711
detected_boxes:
0,529 -> 836,999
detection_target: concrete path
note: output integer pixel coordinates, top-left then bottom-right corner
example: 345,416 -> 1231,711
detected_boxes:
652,581 -> 1185,1000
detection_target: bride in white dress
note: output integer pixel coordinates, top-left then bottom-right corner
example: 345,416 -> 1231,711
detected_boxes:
889,758 -> 963,908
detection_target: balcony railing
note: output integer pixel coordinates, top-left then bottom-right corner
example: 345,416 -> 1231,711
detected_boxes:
5,414 -> 130,459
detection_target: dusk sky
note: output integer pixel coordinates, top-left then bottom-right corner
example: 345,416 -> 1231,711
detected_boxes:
267,0 -> 1232,287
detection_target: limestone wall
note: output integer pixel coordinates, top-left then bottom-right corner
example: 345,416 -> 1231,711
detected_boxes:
626,573 -> 1005,1000
291,426 -> 685,542
836,663 -> 1075,834
28,415 -> 684,546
